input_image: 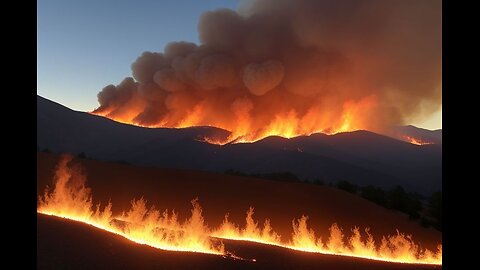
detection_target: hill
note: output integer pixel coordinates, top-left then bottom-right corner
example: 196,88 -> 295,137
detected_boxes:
37,95 -> 441,194
37,152 -> 441,251
38,214 -> 441,270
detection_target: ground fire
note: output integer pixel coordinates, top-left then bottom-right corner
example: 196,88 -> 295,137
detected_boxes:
38,155 -> 442,265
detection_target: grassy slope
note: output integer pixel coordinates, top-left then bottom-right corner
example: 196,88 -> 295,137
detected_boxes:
37,152 -> 441,251
38,214 -> 440,270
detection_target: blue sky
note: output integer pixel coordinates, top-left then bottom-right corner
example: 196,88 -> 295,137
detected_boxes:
37,0 -> 441,130
38,0 -> 239,112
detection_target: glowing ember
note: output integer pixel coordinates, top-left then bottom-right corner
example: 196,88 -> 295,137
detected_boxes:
38,155 -> 442,265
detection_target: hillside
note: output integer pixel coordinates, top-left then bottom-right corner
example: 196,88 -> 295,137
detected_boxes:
37,152 -> 441,251
37,95 -> 441,194
38,214 -> 441,270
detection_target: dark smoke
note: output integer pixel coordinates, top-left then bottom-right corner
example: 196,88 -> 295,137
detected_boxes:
95,0 -> 441,133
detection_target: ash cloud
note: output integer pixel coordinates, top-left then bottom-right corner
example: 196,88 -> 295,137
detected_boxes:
94,0 -> 441,133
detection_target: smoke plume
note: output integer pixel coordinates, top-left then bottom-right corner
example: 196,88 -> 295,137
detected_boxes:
94,0 -> 441,141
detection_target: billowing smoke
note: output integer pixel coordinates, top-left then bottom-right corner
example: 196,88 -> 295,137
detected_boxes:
94,0 -> 441,141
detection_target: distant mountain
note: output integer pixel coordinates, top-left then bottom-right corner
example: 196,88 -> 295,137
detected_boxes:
37,96 -> 441,195
391,125 -> 442,144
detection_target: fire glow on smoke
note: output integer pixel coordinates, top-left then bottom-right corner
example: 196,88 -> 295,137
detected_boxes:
91,0 -> 441,144
38,155 -> 442,265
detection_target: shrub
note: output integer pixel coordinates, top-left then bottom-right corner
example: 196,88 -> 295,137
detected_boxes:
335,180 -> 358,194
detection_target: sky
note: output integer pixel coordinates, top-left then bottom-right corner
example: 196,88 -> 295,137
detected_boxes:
37,0 -> 441,130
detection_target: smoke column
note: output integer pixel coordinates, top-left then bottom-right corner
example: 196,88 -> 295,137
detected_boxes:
94,0 -> 441,141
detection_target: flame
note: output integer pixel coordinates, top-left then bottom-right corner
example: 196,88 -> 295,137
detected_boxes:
92,95 -> 379,145
38,155 -> 442,265
401,135 -> 435,145
212,209 -> 442,265
37,155 -> 224,255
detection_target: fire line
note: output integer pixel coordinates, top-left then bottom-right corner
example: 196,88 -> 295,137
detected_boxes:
38,155 -> 442,265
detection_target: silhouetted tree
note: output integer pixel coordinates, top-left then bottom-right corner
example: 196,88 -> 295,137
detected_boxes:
254,172 -> 299,182
224,169 -> 248,177
420,217 -> 431,228
387,186 -> 407,210
77,152 -> 87,159
224,170 -> 300,183
429,191 -> 442,230
335,180 -> 358,194
312,178 -> 325,186
360,186 -> 387,207
386,186 -> 422,219
116,160 -> 131,165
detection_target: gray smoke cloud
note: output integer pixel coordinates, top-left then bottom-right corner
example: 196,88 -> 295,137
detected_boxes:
94,0 -> 441,135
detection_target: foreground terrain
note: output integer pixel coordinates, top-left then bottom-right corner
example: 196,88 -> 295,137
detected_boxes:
38,214 -> 440,270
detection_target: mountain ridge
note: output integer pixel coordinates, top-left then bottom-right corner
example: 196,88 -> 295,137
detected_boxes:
37,95 -> 441,194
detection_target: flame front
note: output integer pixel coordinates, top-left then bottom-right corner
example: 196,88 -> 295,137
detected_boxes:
38,155 -> 442,265
93,95 -> 380,145
37,156 -> 224,255
401,135 -> 435,146
91,0 -> 441,145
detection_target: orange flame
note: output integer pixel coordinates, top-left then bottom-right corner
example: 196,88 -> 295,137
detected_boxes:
38,155 -> 224,255
401,135 -> 434,145
38,155 -> 441,265
92,95 -> 380,145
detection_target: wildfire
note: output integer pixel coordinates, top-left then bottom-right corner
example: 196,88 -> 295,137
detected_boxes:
93,95 -> 379,145
38,155 -> 442,265
401,136 -> 434,146
89,0 -> 441,148
37,156 -> 224,255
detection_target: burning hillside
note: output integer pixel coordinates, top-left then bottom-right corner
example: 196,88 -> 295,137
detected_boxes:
92,0 -> 441,144
38,155 -> 442,265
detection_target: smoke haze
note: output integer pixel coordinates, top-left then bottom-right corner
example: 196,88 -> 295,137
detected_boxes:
94,0 -> 441,140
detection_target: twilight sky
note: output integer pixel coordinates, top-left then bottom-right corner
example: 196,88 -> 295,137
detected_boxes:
37,0 -> 441,130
